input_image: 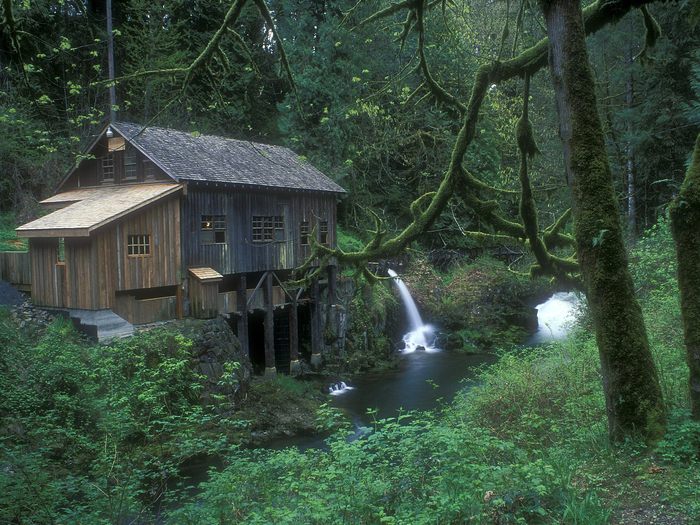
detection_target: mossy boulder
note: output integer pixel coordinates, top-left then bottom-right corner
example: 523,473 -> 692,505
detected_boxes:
159,317 -> 253,410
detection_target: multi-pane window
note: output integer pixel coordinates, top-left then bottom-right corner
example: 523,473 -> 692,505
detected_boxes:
201,215 -> 226,244
124,146 -> 137,181
127,234 -> 151,256
319,220 -> 329,245
252,215 -> 285,242
274,216 -> 285,241
300,221 -> 310,246
143,159 -> 156,180
102,154 -> 115,182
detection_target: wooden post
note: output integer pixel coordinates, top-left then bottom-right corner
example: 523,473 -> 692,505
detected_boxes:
327,263 -> 339,355
237,274 -> 249,358
176,281 -> 184,319
289,294 -> 300,375
263,272 -> 276,377
310,278 -> 322,368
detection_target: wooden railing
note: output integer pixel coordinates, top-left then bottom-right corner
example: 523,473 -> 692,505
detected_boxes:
0,251 -> 31,287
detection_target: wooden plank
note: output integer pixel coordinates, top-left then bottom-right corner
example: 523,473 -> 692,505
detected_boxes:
310,278 -> 322,367
237,274 -> 249,358
264,271 -> 276,375
0,252 -> 31,285
289,295 -> 300,375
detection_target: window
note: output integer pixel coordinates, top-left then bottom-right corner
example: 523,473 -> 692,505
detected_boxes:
274,215 -> 285,241
124,146 -> 137,181
102,154 -> 115,182
143,159 -> 156,180
300,221 -> 310,246
252,215 -> 285,242
127,234 -> 151,256
201,215 -> 226,244
319,220 -> 329,245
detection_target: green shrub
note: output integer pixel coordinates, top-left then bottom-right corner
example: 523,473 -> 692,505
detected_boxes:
656,410 -> 700,464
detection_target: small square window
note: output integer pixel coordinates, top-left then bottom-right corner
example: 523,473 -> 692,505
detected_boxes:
127,234 -> 150,256
201,214 -> 226,244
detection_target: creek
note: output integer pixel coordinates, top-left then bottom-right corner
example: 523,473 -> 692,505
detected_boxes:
266,274 -> 581,450
167,277 -> 581,513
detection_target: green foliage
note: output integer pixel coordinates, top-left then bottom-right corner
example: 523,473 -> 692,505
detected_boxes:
0,314 -> 241,523
0,212 -> 26,251
656,410 -> 700,464
336,226 -> 365,253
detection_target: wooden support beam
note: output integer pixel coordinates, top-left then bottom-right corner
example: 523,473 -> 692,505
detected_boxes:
237,274 -> 249,358
289,294 -> 300,376
327,264 -> 339,355
247,271 -> 268,308
310,278 -> 322,368
263,271 -> 276,377
176,282 -> 184,319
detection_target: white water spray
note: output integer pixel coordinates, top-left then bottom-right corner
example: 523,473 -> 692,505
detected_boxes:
531,291 -> 579,343
387,269 -> 437,353
328,381 -> 354,396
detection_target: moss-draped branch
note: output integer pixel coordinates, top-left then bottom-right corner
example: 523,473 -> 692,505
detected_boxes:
302,0 -> 651,282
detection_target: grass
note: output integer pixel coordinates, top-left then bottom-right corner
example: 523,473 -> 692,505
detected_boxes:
0,212 -> 27,251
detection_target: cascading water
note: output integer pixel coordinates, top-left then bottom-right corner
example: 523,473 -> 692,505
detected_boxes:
387,269 -> 437,353
328,381 -> 354,396
529,291 -> 580,344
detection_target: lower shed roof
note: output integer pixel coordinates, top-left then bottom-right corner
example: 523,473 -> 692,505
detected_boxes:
17,183 -> 182,238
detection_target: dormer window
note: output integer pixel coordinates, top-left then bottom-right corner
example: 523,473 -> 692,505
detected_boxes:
124,145 -> 137,182
102,154 -> 115,182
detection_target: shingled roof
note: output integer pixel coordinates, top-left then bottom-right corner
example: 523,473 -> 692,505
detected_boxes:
111,122 -> 346,194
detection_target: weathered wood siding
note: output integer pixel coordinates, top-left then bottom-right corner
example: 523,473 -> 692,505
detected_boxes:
189,279 -> 220,319
61,135 -> 171,190
28,239 -> 65,307
65,238 -> 114,310
182,187 -> 337,275
0,251 -> 31,286
113,294 -> 178,324
29,195 -> 181,311
216,285 -> 287,315
114,197 -> 181,291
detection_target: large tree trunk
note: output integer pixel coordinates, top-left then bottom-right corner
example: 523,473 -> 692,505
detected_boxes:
670,133 -> 700,420
541,0 -> 665,441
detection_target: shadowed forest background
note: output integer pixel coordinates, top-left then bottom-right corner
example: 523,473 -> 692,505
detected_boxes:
1,0 -> 700,523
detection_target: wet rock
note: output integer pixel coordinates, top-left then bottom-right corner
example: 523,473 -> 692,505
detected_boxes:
167,317 -> 253,411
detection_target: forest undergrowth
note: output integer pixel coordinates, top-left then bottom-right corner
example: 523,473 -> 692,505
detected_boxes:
169,219 -> 700,524
1,220 -> 698,524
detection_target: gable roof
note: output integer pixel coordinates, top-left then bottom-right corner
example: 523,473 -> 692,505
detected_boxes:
17,183 -> 182,238
111,122 -> 346,194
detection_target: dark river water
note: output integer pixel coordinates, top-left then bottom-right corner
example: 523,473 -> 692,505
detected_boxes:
162,291 -> 581,519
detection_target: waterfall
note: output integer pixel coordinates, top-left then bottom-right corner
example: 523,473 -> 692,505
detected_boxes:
529,291 -> 580,344
328,381 -> 354,396
387,269 -> 436,353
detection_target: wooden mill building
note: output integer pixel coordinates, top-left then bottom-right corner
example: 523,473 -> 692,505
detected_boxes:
14,122 -> 346,375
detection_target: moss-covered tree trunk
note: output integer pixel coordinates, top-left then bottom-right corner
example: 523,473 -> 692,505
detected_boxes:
670,134 -> 700,420
541,0 -> 665,441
